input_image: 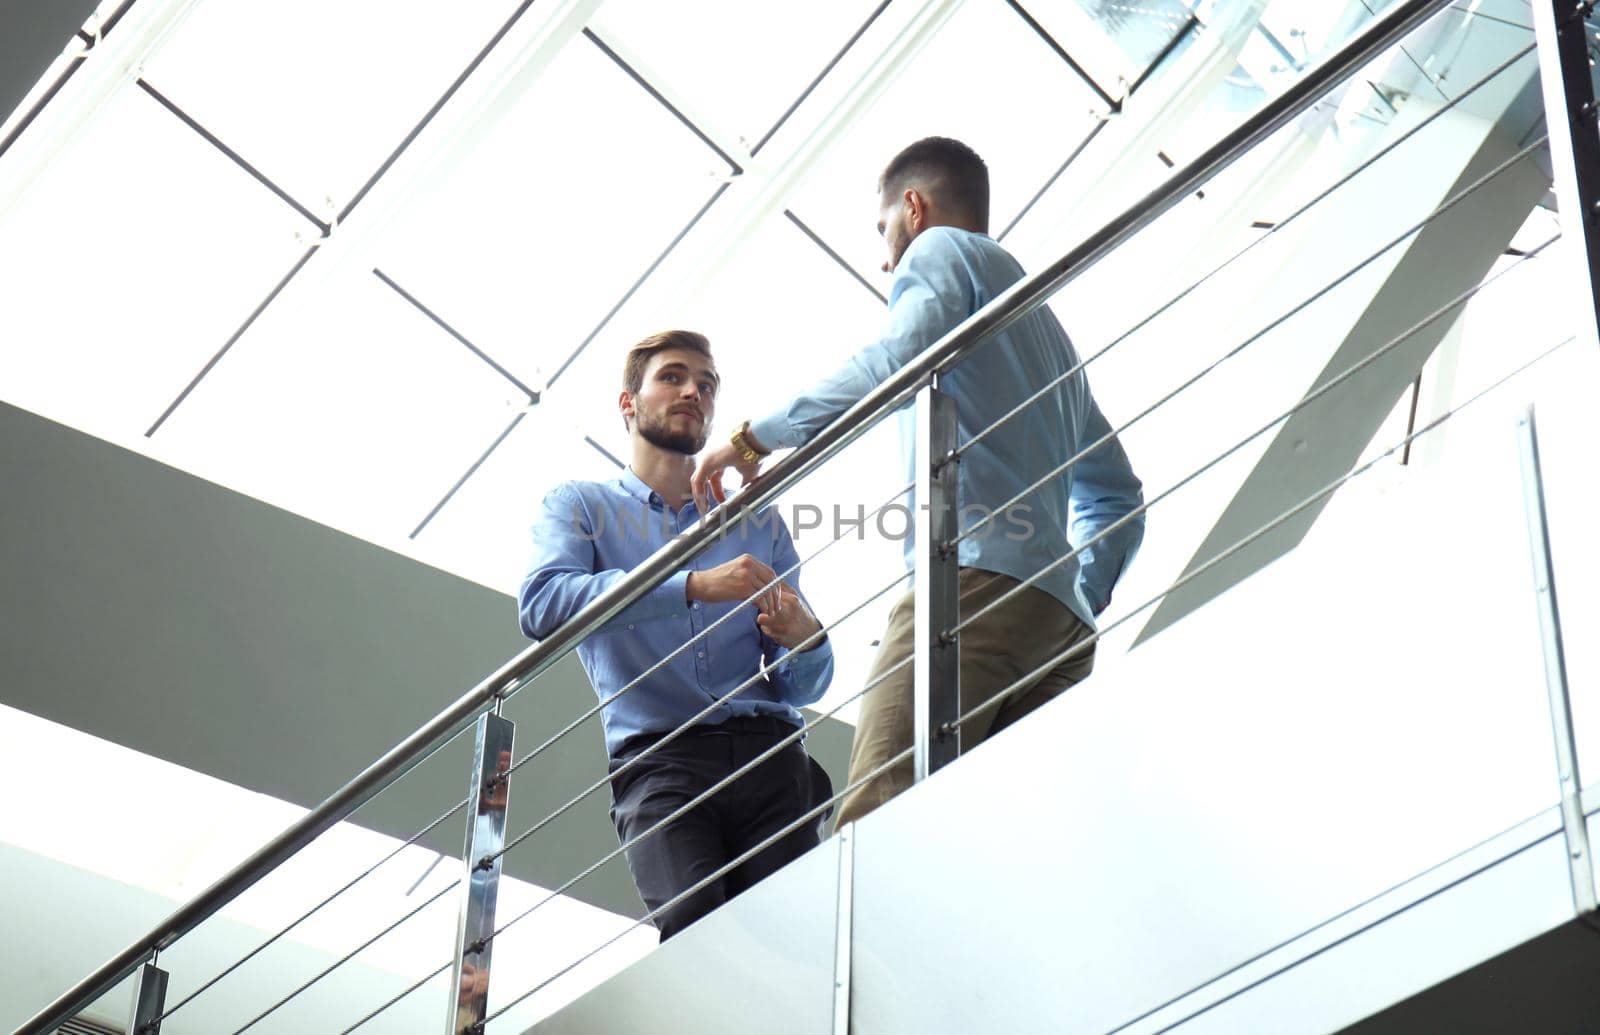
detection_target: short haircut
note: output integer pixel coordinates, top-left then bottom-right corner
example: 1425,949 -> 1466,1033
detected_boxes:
877,136 -> 990,231
622,329 -> 715,396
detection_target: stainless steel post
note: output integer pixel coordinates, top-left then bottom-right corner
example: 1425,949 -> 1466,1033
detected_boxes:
125,962 -> 166,1035
1532,0 -> 1600,351
1515,406 -> 1596,916
914,382 -> 960,780
830,824 -> 855,1035
448,712 -> 515,1034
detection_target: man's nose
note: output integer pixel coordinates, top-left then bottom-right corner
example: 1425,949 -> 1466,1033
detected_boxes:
881,259 -> 892,273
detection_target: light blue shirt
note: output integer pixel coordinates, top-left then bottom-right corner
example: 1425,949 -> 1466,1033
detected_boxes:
519,469 -> 834,757
751,226 -> 1144,628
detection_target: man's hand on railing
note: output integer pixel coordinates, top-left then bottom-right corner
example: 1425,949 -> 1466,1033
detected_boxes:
755,584 -> 825,653
686,554 -> 783,613
690,435 -> 766,513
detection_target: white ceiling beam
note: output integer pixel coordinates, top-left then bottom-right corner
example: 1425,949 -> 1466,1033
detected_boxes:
0,0 -> 209,227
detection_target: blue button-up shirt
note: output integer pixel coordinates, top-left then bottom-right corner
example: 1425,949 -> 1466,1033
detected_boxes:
519,469 -> 834,757
751,226 -> 1144,628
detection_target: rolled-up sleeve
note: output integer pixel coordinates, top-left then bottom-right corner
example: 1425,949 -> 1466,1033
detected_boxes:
518,485 -> 693,640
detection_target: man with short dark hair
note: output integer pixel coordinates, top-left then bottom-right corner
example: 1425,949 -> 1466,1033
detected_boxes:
520,330 -> 835,939
693,137 -> 1144,827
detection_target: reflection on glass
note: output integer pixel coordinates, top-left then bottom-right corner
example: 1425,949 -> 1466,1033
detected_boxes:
1014,0 -> 1195,100
1076,0 -> 1196,77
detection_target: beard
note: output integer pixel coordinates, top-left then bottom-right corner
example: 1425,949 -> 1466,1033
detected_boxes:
636,408 -> 708,455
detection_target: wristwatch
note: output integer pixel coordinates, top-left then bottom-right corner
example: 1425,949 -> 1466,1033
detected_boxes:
729,420 -> 767,464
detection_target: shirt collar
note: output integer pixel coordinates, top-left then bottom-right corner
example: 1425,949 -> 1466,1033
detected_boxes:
619,467 -> 665,508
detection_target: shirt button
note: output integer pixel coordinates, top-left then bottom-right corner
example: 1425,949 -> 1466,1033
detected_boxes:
696,650 -> 705,659
692,602 -> 701,610
627,624 -> 635,631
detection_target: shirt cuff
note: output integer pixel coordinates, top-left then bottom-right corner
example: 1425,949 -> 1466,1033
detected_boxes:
776,633 -> 832,677
749,412 -> 801,452
629,569 -> 693,623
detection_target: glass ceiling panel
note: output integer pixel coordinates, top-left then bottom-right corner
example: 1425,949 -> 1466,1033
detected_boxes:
589,0 -> 888,150
153,265 -> 530,543
1388,2 -> 1538,122
140,0 -> 525,215
0,83 -> 310,443
373,34 -> 736,401
1453,0 -> 1533,31
1081,0 -> 1196,68
787,0 -> 1106,288
1256,0 -> 1384,65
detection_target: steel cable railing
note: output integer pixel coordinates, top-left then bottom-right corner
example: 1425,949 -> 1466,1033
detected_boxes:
152,41 -> 1541,1030
141,476 -> 915,1031
956,41 -> 1538,462
955,132 -> 1550,548
228,879 -> 461,1034
477,748 -> 915,1032
146,791 -> 470,1027
474,332 -> 1576,1033
344,741 -> 916,1035
461,42 -> 1556,907
181,485 -> 919,1030
15,3 -> 1475,1031
155,509 -> 897,1030
152,87 -> 1510,1017
146,472 -> 914,1032
342,605 -> 918,1031
347,227 -> 1563,1035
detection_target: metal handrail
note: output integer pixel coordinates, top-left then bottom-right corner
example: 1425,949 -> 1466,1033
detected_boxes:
14,2 -> 1455,1030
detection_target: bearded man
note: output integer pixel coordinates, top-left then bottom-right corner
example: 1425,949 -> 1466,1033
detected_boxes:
519,329 -> 835,940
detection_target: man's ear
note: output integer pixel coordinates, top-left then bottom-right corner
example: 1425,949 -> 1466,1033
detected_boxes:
904,187 -> 928,232
619,389 -> 634,431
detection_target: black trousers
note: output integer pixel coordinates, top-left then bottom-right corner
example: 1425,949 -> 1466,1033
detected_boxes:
608,716 -> 834,941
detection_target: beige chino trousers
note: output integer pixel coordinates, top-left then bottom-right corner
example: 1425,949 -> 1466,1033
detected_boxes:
835,568 -> 1096,828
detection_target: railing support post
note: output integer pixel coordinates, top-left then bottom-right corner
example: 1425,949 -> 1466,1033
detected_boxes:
914,381 -> 961,781
125,961 -> 167,1035
448,712 -> 515,1034
1532,0 -> 1600,351
1515,406 -> 1597,918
